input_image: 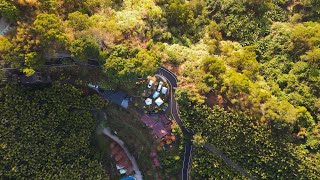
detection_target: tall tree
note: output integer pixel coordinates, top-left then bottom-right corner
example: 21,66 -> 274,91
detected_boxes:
0,0 -> 19,22
34,13 -> 68,52
103,46 -> 159,88
67,11 -> 91,31
70,37 -> 100,62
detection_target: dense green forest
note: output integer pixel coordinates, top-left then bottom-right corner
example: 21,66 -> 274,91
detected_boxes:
0,84 -> 108,179
0,0 -> 319,179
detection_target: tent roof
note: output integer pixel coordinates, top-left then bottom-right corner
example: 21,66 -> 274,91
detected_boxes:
152,91 -> 160,99
119,169 -> 127,174
155,97 -> 164,106
161,87 -> 168,94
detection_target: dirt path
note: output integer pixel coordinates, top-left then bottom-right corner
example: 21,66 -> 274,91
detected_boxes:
204,142 -> 255,180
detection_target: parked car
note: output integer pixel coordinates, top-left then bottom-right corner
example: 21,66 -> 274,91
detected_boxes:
147,80 -> 154,88
157,81 -> 163,91
162,104 -> 169,112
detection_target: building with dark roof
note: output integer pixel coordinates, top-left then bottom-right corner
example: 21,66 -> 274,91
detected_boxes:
141,115 -> 156,127
88,84 -> 130,109
101,90 -> 129,108
153,122 -> 168,139
159,114 -> 171,125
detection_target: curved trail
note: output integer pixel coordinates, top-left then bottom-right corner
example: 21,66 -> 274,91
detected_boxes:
204,143 -> 255,179
101,128 -> 143,180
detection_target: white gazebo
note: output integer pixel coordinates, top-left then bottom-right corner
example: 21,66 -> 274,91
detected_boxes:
145,98 -> 152,105
155,97 -> 164,106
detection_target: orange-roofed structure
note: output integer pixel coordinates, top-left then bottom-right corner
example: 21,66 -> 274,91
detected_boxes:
108,140 -> 134,176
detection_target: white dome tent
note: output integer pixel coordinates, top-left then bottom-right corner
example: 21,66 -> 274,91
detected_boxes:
145,98 -> 152,105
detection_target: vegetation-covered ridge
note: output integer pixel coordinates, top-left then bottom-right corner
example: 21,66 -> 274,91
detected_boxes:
0,0 -> 319,179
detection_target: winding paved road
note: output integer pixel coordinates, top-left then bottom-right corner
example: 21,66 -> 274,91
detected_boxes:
155,67 -> 193,180
156,67 -> 255,180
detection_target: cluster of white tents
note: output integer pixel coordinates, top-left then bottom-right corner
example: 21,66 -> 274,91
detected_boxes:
145,85 -> 167,107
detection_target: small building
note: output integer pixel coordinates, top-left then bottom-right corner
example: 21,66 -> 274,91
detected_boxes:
119,169 -> 127,175
112,146 -> 122,156
110,142 -> 116,149
101,90 -> 130,109
153,122 -> 168,138
141,115 -> 156,127
159,114 -> 171,125
110,142 -> 134,176
125,166 -> 134,176
115,153 -> 125,161
116,164 -> 125,170
88,84 -> 131,109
